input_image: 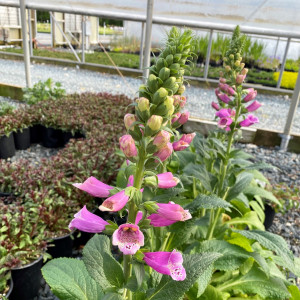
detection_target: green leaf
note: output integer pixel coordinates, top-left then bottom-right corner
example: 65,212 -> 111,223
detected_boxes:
234,230 -> 295,273
185,194 -> 232,213
226,172 -> 253,201
198,285 -> 229,300
82,235 -> 124,291
226,211 -> 264,230
42,258 -> 103,300
218,267 -> 290,299
147,253 -> 221,300
226,232 -> 253,252
288,285 -> 300,300
243,185 -> 281,207
102,293 -> 123,300
133,262 -> 145,289
249,200 -> 265,223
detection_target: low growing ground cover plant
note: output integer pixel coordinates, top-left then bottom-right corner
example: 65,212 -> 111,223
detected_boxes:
40,27 -> 300,300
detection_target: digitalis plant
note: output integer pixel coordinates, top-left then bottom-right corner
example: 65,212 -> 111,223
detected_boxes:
41,27 -> 221,300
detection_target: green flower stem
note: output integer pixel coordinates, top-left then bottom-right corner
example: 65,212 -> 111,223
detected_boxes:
123,154 -> 146,300
160,231 -> 171,251
206,90 -> 242,240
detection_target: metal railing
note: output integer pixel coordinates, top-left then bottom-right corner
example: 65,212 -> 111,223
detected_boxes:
0,0 -> 299,150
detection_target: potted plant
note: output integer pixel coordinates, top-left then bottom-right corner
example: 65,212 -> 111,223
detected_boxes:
0,115 -> 16,159
0,249 -> 13,300
0,201 -> 48,300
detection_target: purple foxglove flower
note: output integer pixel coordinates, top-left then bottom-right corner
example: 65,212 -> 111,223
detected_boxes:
177,111 -> 189,125
153,130 -> 171,149
171,112 -> 181,124
148,201 -> 192,227
180,133 -> 196,145
218,93 -> 232,104
112,223 -> 144,255
243,89 -> 257,102
143,250 -> 186,281
154,142 -> 173,162
124,114 -> 137,130
218,117 -> 233,130
73,176 -> 113,198
216,108 -> 233,118
172,140 -> 189,152
239,114 -> 259,127
69,205 -> 109,233
119,135 -> 138,158
246,100 -> 262,112
236,74 -> 246,84
211,101 -> 220,111
99,190 -> 129,212
157,172 -> 179,189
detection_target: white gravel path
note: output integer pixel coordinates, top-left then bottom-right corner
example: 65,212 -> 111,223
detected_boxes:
0,58 -> 299,134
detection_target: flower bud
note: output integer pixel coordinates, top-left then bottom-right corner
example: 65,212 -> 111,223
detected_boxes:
154,142 -> 173,162
119,135 -> 138,158
173,95 -> 181,106
211,101 -> 220,111
153,130 -> 171,149
246,100 -> 261,112
243,88 -> 257,102
241,68 -> 248,75
171,112 -> 181,124
143,201 -> 159,213
219,77 -> 226,83
147,115 -> 163,131
137,97 -> 150,112
124,114 -> 136,130
240,63 -> 245,69
234,60 -> 240,67
229,54 -> 234,59
225,65 -> 231,72
180,133 -> 196,144
177,85 -> 185,95
179,96 -> 187,108
236,74 -> 246,84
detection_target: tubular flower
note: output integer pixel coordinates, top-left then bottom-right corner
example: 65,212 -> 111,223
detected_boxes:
148,201 -> 192,227
153,130 -> 171,149
239,114 -> 259,127
179,96 -> 187,108
172,140 -> 189,152
243,88 -> 257,102
246,100 -> 262,112
236,74 -> 246,84
171,112 -> 181,124
124,114 -> 137,130
218,117 -> 233,130
99,190 -> 129,212
73,176 -> 113,198
217,93 -> 232,104
177,111 -> 190,125
216,108 -> 235,119
143,250 -> 186,281
218,83 -> 236,96
154,142 -> 173,162
119,135 -> 138,158
69,205 -> 109,233
157,172 -> 180,188
112,223 -> 144,255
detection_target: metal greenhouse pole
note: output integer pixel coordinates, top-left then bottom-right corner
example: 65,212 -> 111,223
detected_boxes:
142,0 -> 154,83
20,0 -> 32,87
280,68 -> 300,151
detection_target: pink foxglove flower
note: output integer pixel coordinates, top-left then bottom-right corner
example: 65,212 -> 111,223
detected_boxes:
218,83 -> 236,96
211,101 -> 220,111
153,130 -> 171,149
119,135 -> 138,158
179,96 -> 187,108
177,111 -> 189,125
246,100 -> 262,112
180,133 -> 196,144
124,114 -> 137,130
154,142 -> 173,162
69,205 -> 109,233
99,190 -> 129,212
217,92 -> 232,104
218,117 -> 233,130
73,176 -> 113,198
157,172 -> 179,189
243,88 -> 257,102
112,223 -> 144,255
216,108 -> 235,119
172,140 -> 189,152
239,115 -> 259,127
148,201 -> 191,227
143,250 -> 186,281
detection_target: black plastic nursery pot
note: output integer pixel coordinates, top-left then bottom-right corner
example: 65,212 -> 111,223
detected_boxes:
10,256 -> 43,300
1,279 -> 13,299
47,232 -> 74,259
264,203 -> 276,230
30,124 -> 43,144
41,126 -> 63,148
61,131 -> 85,146
0,133 -> 15,159
13,128 -> 30,150
73,231 -> 94,249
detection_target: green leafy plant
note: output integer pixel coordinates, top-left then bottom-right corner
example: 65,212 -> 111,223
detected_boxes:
22,78 -> 66,105
0,102 -> 15,117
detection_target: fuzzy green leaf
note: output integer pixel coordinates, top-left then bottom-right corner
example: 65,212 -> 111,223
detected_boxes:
82,234 -> 124,291
147,253 -> 221,300
226,211 -> 264,230
226,172 -> 253,201
42,258 -> 103,300
243,185 -> 281,206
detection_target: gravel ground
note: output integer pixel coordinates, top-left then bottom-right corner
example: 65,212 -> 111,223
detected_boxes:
0,58 -> 300,134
